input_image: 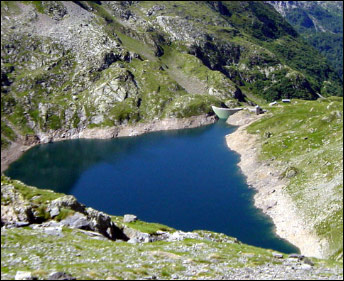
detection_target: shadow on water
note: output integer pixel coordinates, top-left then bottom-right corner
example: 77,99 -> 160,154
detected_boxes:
6,138 -> 138,194
6,126 -> 212,194
5,120 -> 300,254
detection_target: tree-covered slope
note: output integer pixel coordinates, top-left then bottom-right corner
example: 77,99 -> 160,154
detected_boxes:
1,1 -> 342,150
267,1 -> 343,79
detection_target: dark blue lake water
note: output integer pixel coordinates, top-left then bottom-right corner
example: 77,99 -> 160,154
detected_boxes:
6,120 -> 299,253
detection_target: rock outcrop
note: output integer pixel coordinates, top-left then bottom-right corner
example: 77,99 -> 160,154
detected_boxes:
1,176 -> 343,280
1,179 -> 126,241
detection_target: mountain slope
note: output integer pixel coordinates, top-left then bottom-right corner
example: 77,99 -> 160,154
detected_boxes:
1,1 -> 343,151
267,1 -> 343,79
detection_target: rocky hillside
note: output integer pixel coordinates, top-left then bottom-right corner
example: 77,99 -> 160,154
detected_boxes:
267,1 -> 343,79
1,1 -> 343,150
1,176 -> 343,280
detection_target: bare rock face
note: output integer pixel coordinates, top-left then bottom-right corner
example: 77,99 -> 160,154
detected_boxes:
48,272 -> 76,280
1,205 -> 31,226
47,196 -> 127,240
89,67 -> 139,113
124,226 -> 151,243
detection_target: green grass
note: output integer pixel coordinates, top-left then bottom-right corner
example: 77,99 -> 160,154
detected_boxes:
161,45 -> 237,96
124,220 -> 175,235
1,137 -> 11,150
1,121 -> 17,141
247,98 -> 343,161
108,98 -> 140,124
1,1 -> 21,15
162,94 -> 222,118
54,208 -> 76,222
247,97 -> 343,260
1,176 -> 63,205
29,1 -> 45,14
6,106 -> 35,135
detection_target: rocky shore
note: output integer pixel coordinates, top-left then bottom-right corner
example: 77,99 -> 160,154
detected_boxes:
1,114 -> 216,173
225,110 -> 326,259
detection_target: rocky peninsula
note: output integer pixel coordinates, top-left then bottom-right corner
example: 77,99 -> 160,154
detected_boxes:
226,110 -> 325,258
226,97 -> 343,261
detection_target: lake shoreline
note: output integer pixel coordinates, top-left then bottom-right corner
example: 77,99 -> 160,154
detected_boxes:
225,110 -> 326,258
2,111 -> 326,258
1,114 -> 216,173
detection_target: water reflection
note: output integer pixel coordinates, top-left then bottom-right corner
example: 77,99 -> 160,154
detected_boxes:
6,125 -> 212,194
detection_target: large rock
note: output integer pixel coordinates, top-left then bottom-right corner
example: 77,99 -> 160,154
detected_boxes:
85,208 -> 127,240
123,214 -> 138,223
15,271 -> 35,280
48,195 -> 85,214
1,203 -> 37,225
60,213 -> 90,230
49,207 -> 60,218
166,231 -> 200,242
123,226 -> 151,243
48,272 -> 76,280
1,183 -> 50,225
44,226 -> 64,237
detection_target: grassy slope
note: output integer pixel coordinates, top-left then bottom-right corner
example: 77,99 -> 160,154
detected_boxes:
247,97 -> 343,260
1,177 -> 342,280
0,226 -> 296,280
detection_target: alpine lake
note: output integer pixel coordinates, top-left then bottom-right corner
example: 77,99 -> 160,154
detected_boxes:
5,120 -> 299,254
